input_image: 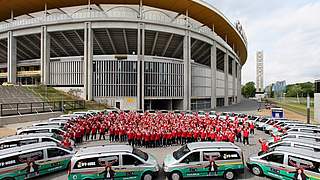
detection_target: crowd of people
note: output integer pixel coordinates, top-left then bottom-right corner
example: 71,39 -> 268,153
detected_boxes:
62,111 -> 256,148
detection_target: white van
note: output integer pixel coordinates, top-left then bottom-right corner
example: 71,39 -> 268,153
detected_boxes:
0,142 -> 74,179
17,125 -> 66,136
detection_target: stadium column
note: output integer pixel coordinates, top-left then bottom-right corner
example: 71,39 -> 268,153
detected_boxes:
224,51 -> 229,106
7,31 -> 17,84
210,41 -> 217,109
232,59 -> 236,104
137,22 -> 145,110
238,65 -> 242,103
84,22 -> 93,101
40,26 -> 50,85
183,30 -> 191,110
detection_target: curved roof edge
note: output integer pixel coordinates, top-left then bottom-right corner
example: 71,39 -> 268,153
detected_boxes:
0,0 -> 248,65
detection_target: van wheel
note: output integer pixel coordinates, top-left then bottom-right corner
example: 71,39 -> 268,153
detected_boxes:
224,170 -> 235,180
142,172 -> 153,180
251,165 -> 263,176
169,171 -> 182,180
3,178 -> 14,180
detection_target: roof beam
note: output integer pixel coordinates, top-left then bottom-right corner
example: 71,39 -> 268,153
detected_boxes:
50,34 -> 70,56
0,40 -> 30,59
17,39 -> 39,57
172,40 -> 183,58
192,43 -> 206,59
123,29 -> 129,54
93,31 -> 106,54
171,13 -> 182,23
21,35 -> 40,51
162,34 -> 174,57
151,32 -> 158,55
74,30 -> 83,43
105,29 -> 117,54
34,34 -> 59,57
60,31 -> 80,55
191,39 -> 198,49
197,47 -> 211,61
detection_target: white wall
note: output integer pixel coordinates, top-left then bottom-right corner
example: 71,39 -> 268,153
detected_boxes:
216,71 -> 225,97
315,93 -> 320,123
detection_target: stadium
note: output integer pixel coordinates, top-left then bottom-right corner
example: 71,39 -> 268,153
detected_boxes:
0,0 -> 248,111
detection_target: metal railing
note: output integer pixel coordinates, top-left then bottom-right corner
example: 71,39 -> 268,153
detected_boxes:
0,100 -> 85,116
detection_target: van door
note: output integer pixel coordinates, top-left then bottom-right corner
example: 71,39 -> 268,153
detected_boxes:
179,151 -> 202,178
17,150 -> 44,179
45,147 -> 71,172
120,154 -> 144,179
287,155 -> 320,179
260,152 -> 287,179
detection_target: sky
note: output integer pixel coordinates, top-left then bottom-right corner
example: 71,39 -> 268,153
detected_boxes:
205,0 -> 320,86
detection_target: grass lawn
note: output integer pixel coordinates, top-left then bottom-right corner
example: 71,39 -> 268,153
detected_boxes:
267,98 -> 314,120
25,86 -> 108,112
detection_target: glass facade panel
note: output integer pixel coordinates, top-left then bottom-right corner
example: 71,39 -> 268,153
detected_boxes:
144,61 -> 184,97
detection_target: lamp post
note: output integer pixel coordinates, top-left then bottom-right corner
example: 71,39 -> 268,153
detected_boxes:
307,94 -> 310,124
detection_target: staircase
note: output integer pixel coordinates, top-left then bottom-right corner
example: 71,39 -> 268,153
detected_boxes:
0,86 -> 42,104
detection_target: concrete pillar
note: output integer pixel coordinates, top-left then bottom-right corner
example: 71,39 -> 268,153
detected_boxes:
232,59 -> 236,104
7,31 -> 17,84
224,51 -> 229,106
183,30 -> 191,110
238,64 -> 242,103
210,42 -> 217,109
141,24 -> 145,110
40,26 -> 50,85
137,24 -> 141,109
84,22 -> 93,101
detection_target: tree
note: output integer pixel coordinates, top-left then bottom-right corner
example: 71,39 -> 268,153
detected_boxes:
241,81 -> 256,98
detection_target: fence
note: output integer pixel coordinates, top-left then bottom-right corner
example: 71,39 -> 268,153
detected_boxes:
0,100 -> 85,116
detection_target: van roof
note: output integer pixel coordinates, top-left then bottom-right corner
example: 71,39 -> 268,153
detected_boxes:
274,146 -> 320,159
281,138 -> 320,145
0,133 -> 54,141
75,144 -> 133,157
19,125 -> 62,130
286,132 -> 320,136
0,142 -> 57,156
187,142 -> 240,151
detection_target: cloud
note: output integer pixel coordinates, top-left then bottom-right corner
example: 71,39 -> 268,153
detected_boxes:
205,0 -> 320,85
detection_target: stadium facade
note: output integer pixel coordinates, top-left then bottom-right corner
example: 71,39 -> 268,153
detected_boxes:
0,0 -> 248,110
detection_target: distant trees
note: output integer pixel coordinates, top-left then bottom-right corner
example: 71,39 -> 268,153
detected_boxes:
241,81 -> 256,98
285,82 -> 314,97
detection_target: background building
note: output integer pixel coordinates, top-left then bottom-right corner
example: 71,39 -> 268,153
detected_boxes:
315,80 -> 320,123
0,0 -> 247,110
256,51 -> 264,93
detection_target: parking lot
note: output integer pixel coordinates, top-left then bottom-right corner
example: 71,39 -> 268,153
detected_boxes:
35,129 -> 269,180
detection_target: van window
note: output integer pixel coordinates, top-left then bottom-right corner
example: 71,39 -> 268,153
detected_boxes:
288,156 -> 320,173
52,129 -> 63,135
262,153 -> 284,164
182,152 -> 200,163
20,139 -> 39,145
122,155 -> 143,165
173,145 -> 190,160
203,151 -> 240,161
42,138 -> 55,143
75,156 -> 119,169
34,130 -> 50,133
47,148 -> 69,158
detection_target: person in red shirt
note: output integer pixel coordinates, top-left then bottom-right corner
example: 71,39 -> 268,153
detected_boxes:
242,128 -> 250,145
228,133 -> 235,143
62,138 -> 71,149
258,138 -> 269,155
249,122 -> 255,135
85,125 -> 91,141
109,127 -> 114,142
272,134 -> 281,143
99,124 -> 106,140
91,125 -> 97,140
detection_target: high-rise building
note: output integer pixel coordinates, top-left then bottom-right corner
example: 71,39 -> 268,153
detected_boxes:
256,51 -> 264,92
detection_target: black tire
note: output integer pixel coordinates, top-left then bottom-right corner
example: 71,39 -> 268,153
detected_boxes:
141,171 -> 153,180
224,169 -> 235,180
2,178 -> 15,180
169,171 -> 183,180
251,165 -> 263,176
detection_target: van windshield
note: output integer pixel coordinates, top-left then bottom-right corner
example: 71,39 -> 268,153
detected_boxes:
133,148 -> 148,161
173,145 -> 190,160
52,134 -> 64,141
